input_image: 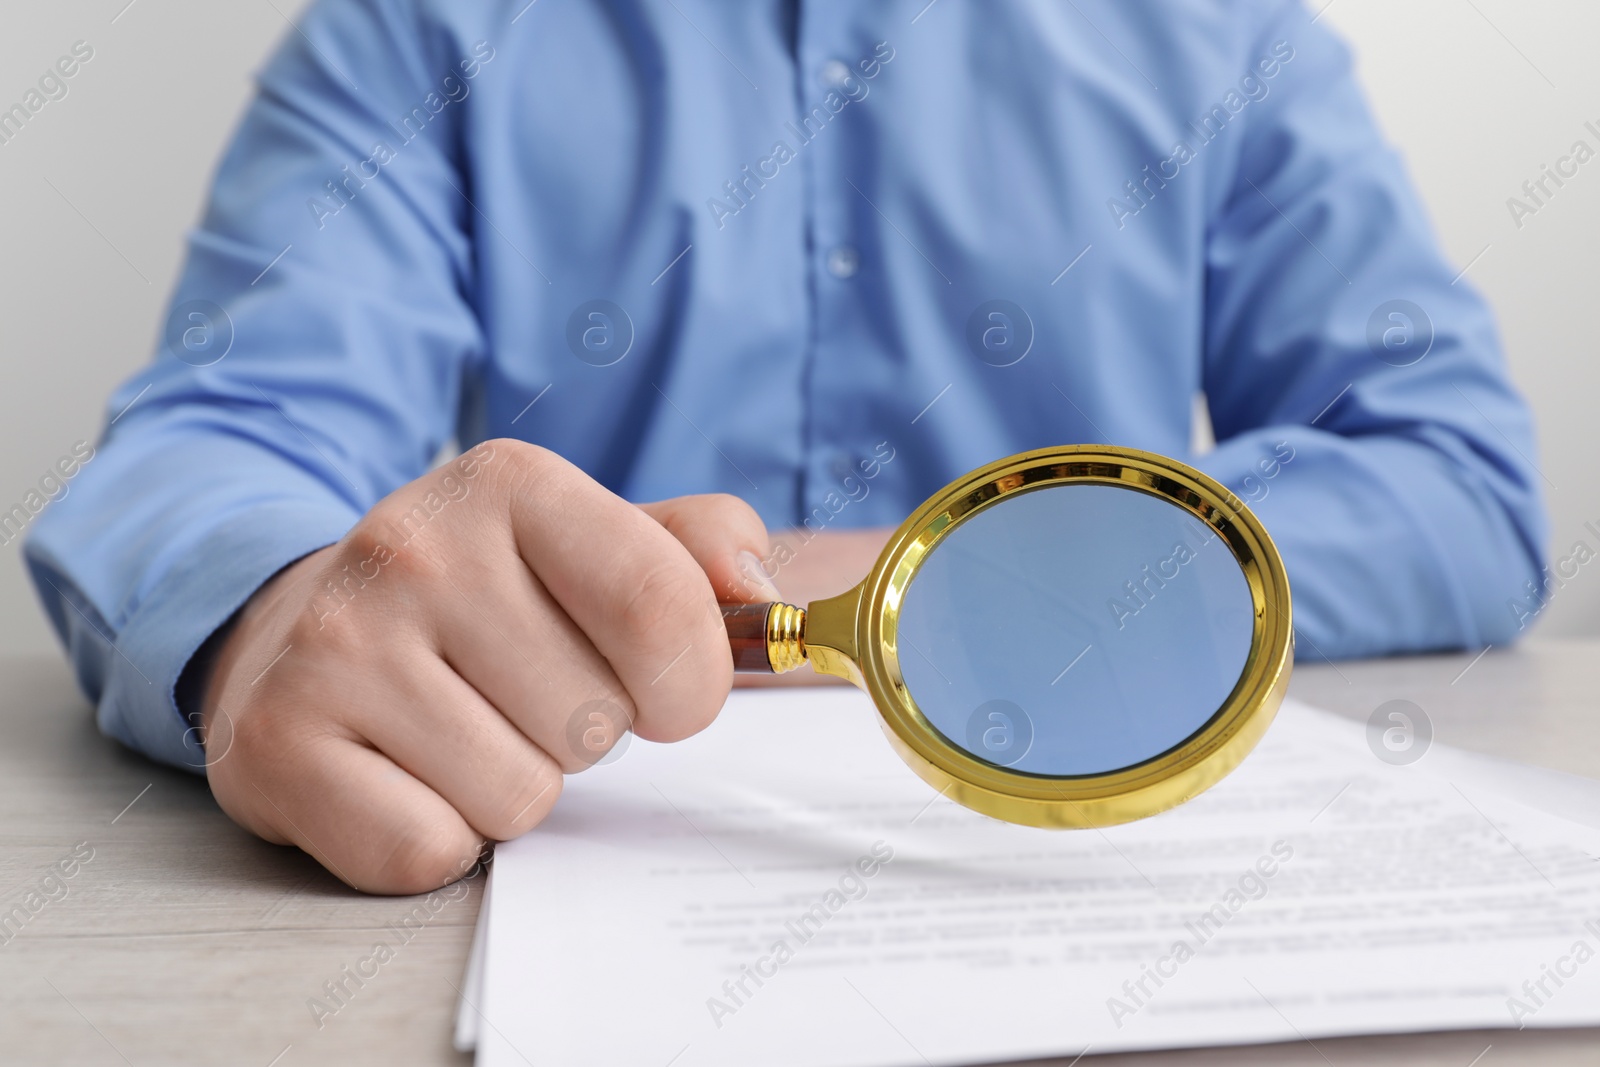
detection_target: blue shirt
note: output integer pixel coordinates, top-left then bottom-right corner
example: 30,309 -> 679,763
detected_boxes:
25,0 -> 1547,771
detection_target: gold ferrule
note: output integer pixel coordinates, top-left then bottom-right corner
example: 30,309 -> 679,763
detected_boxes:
765,603 -> 808,673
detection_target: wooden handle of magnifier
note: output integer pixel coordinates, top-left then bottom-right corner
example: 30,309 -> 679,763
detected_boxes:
720,602 -> 808,674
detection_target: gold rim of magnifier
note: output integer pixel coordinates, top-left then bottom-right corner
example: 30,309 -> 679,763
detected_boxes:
800,444 -> 1293,829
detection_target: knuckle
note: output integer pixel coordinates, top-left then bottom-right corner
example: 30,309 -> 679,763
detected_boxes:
372,820 -> 479,895
629,625 -> 731,745
287,570 -> 392,654
639,662 -> 728,742
341,520 -> 397,575
671,493 -> 766,543
492,440 -> 593,526
705,492 -> 764,532
357,503 -> 444,581
558,697 -> 635,774
495,438 -> 561,487
612,555 -> 714,652
492,766 -> 564,838
378,537 -> 443,589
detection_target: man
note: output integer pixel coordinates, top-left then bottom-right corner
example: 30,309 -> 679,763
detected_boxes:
27,0 -> 1545,893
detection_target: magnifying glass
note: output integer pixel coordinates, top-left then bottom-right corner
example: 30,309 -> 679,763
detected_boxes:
721,445 -> 1292,829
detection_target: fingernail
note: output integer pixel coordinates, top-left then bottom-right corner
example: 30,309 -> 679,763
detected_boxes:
736,550 -> 783,601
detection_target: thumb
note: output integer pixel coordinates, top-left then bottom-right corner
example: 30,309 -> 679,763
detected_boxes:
637,494 -> 782,604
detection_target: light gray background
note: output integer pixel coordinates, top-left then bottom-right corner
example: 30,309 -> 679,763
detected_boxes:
2,0 -> 1595,659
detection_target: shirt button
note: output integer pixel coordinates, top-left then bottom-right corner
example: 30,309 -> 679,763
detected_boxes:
819,60 -> 853,89
830,455 -> 855,481
826,245 -> 860,279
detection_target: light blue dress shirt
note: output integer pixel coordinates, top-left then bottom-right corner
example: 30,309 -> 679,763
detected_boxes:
26,0 -> 1547,770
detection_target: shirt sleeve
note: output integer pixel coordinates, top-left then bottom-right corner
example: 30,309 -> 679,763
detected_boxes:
1194,7 -> 1548,661
24,0 -> 484,770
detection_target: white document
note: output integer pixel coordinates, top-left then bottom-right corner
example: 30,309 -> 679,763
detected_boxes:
1422,744 -> 1600,831
472,689 -> 1600,1066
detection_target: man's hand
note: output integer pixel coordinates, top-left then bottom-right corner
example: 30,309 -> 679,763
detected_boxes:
195,440 -> 779,894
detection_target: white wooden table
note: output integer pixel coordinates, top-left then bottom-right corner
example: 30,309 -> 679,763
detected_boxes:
2,640 -> 1597,1066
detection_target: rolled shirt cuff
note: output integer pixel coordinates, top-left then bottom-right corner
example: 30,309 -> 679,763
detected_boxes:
96,500 -> 358,772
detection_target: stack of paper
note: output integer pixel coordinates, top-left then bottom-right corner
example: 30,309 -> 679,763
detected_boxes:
455,689 -> 1600,1065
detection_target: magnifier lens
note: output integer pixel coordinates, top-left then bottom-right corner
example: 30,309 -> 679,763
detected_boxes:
895,483 -> 1256,777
